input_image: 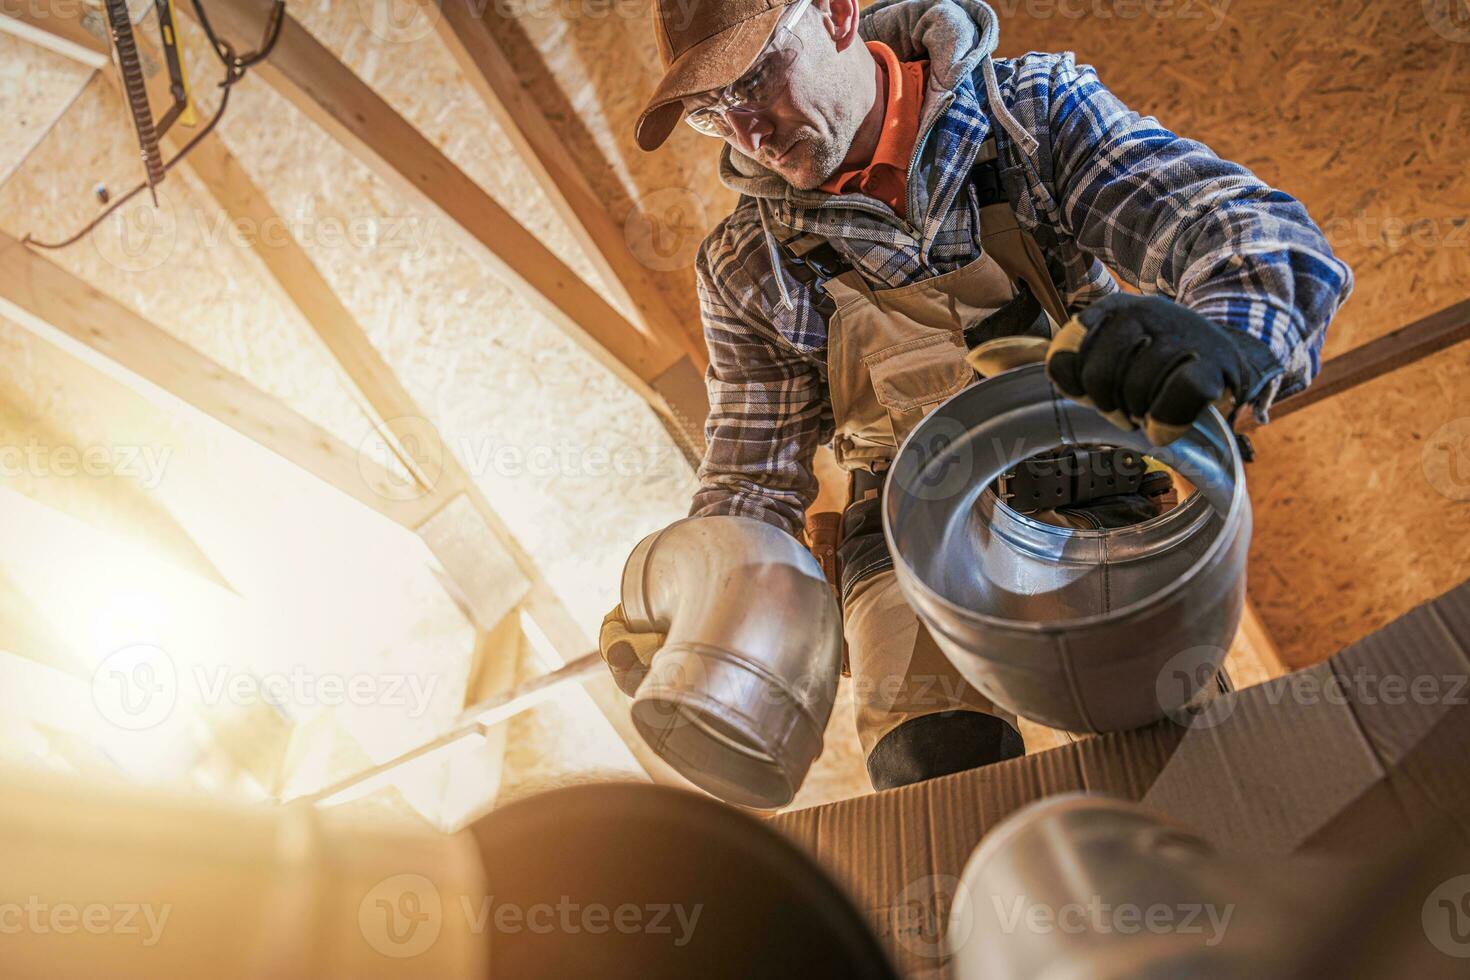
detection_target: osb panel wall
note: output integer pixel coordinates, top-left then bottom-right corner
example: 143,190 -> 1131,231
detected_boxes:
525,0 -> 1468,669
990,0 -> 1470,666
0,70 -> 379,463
2,6 -> 702,636
0,33 -> 89,182
215,2 -> 698,634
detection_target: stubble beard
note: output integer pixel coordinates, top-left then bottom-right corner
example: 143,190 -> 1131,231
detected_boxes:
771,126 -> 852,191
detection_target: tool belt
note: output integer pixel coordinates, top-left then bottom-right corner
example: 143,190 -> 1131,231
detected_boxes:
996,447 -> 1171,514
837,467 -> 894,604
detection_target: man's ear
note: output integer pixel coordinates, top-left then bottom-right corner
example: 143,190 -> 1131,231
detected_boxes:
814,0 -> 863,52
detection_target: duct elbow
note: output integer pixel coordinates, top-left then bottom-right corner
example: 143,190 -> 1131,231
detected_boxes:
620,516 -> 844,809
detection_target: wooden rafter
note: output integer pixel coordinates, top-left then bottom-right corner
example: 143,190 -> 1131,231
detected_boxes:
1,5 -> 683,786
0,230 -> 434,528
180,0 -> 709,459
0,4 -> 105,66
431,0 -> 705,359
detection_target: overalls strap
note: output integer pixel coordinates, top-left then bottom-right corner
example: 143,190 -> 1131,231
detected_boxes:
776,136 -> 1063,342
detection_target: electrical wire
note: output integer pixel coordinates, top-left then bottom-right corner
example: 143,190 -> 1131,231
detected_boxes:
22,1 -> 285,251
22,82 -> 233,251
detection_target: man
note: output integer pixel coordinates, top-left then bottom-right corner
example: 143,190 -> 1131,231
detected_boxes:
602,0 -> 1351,790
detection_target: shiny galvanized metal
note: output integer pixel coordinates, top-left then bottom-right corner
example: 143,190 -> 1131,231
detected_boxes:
884,364 -> 1250,733
620,515 -> 844,809
948,795 -> 1304,979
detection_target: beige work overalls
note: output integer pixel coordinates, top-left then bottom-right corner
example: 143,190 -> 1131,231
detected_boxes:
799,142 -> 1069,758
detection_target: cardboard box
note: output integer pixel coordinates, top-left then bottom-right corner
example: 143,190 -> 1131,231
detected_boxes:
769,581 -> 1470,978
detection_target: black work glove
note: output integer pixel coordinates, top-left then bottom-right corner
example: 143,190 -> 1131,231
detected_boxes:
1045,294 -> 1283,445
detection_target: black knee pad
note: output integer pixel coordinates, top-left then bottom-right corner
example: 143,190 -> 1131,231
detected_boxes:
865,711 -> 1025,791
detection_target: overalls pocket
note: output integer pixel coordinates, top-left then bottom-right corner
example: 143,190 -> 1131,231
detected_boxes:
864,332 -> 973,446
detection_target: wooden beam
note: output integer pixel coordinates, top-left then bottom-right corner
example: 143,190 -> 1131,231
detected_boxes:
1279,298 -> 1470,417
7,3 -> 675,780
449,613 -> 525,823
179,0 -> 707,458
517,589 -> 688,787
1247,298 -> 1470,426
181,136 -> 675,779
430,0 -> 705,361
0,230 -> 435,527
1235,599 -> 1288,681
0,4 -> 107,65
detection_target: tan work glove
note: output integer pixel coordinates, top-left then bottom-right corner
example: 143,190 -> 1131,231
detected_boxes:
599,604 -> 665,697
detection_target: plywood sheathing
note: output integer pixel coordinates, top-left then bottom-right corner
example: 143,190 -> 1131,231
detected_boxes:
0,33 -> 91,183
0,71 -> 385,470
986,0 -> 1470,667
208,1 -> 698,632
278,0 -> 612,300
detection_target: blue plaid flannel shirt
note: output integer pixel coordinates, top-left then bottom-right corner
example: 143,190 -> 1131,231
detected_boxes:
689,50 -> 1353,539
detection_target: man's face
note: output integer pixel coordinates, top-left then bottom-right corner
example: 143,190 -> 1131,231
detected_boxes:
683,10 -> 865,191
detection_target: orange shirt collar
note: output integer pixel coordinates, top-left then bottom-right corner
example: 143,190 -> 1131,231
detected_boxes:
819,41 -> 927,199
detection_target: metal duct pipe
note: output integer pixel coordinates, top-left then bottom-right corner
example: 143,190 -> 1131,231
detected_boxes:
885,364 -> 1250,732
947,795 -> 1313,979
621,515 -> 844,809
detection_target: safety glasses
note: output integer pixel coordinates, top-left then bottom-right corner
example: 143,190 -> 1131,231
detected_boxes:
683,0 -> 813,138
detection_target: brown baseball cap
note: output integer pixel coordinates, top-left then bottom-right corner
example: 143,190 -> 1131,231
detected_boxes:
635,0 -> 796,152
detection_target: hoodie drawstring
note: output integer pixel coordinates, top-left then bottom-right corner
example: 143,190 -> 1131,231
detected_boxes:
980,54 -> 1059,215
758,198 -> 796,311
980,55 -> 1036,159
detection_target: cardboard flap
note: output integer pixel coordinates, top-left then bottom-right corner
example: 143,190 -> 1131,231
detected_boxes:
770,580 -> 1470,978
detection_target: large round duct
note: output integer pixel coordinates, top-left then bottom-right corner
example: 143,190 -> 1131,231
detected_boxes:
884,364 -> 1250,732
